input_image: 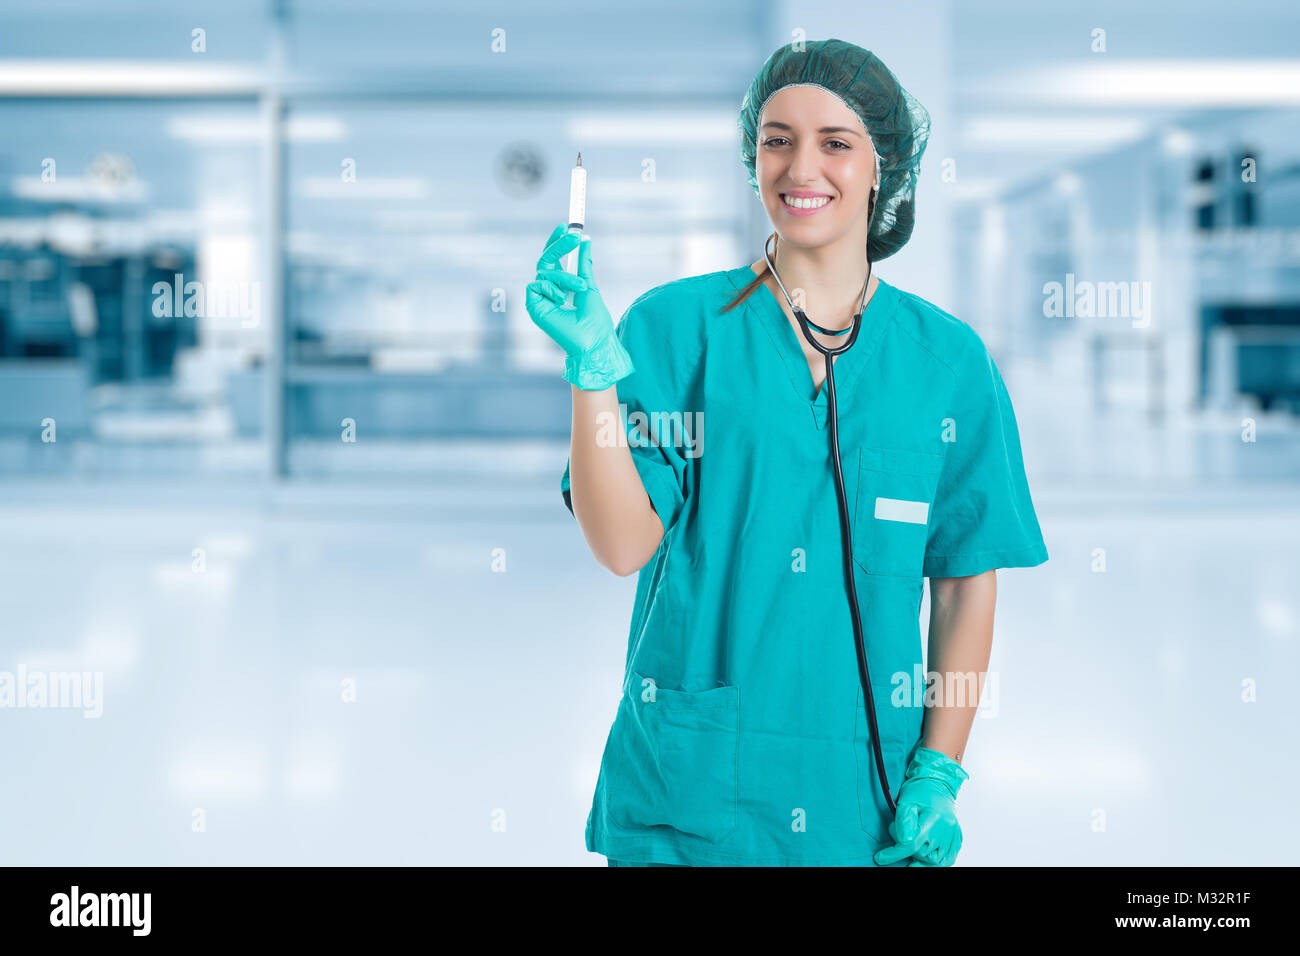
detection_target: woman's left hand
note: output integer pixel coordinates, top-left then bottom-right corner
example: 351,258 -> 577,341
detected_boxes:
872,746 -> 971,867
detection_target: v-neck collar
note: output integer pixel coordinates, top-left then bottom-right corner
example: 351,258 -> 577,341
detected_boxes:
728,265 -> 895,430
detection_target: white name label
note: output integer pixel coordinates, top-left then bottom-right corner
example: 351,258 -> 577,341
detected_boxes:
875,496 -> 929,525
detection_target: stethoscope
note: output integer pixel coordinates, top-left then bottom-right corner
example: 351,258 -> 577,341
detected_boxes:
762,229 -> 903,817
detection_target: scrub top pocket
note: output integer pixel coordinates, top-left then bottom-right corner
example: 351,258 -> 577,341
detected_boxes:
604,671 -> 740,844
854,446 -> 945,578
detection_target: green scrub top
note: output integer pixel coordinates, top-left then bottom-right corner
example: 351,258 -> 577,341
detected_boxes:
560,265 -> 1048,866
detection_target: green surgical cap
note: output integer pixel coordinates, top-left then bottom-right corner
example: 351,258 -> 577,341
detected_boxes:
738,38 -> 931,262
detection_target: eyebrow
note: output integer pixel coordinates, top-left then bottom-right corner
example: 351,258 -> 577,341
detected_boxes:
760,121 -> 863,137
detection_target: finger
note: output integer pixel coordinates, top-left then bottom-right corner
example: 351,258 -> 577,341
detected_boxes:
908,858 -> 940,867
909,837 -> 932,864
576,235 -> 596,285
527,278 -> 567,308
936,833 -> 958,867
920,836 -> 946,866
935,837 -> 956,868
534,225 -> 570,273
942,828 -> 963,866
932,833 -> 951,862
539,270 -> 587,294
525,281 -> 571,333
872,841 -> 916,866
537,230 -> 581,270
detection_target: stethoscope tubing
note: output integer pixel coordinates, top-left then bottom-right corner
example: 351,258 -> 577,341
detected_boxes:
763,237 -> 901,817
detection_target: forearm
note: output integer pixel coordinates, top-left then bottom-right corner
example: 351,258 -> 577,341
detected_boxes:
568,383 -> 665,576
920,570 -> 998,764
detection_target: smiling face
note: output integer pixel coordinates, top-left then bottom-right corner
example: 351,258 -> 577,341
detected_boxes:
756,85 -> 877,251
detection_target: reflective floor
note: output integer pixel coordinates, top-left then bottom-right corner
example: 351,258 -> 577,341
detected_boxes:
1,407 -> 1297,865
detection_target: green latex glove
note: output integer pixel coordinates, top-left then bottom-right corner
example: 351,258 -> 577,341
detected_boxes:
873,746 -> 971,867
526,224 -> 635,391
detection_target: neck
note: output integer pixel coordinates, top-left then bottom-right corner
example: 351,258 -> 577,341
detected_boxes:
766,235 -> 876,330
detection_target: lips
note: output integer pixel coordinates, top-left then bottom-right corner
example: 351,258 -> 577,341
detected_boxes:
780,193 -> 833,216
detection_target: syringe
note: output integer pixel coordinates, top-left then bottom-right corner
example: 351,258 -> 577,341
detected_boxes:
561,152 -> 586,301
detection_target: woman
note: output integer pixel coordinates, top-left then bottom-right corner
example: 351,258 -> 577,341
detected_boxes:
527,39 -> 1048,867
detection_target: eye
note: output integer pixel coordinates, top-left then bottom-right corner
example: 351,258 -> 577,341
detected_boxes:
762,136 -> 851,151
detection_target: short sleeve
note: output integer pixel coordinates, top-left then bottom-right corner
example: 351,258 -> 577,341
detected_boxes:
560,294 -> 695,534
922,343 -> 1048,578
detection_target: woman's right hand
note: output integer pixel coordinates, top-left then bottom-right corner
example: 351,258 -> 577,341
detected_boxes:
526,224 -> 634,390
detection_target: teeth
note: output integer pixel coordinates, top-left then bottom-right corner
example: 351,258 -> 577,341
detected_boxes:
783,195 -> 830,209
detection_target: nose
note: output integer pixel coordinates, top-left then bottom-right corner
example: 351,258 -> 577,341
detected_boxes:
786,140 -> 822,186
